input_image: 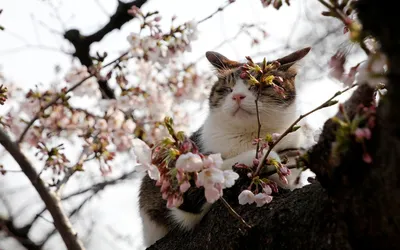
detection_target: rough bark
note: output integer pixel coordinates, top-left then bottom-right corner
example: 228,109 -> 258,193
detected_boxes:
64,0 -> 148,99
149,1 -> 400,249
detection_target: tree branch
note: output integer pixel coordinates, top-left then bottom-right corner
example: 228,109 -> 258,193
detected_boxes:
64,0 -> 148,99
0,129 -> 85,250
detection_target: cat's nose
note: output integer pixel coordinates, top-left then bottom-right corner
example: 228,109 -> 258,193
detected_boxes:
232,93 -> 246,103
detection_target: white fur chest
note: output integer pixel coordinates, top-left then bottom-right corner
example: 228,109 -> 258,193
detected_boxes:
201,116 -> 306,159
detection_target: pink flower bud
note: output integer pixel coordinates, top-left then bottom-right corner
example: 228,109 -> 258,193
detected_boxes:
279,176 -> 288,185
166,196 -> 174,208
363,152 -> 372,164
179,181 -> 191,193
279,166 -> 290,176
363,128 -> 372,140
355,128 -> 365,141
161,179 -> 170,193
180,140 -> 192,153
253,158 -> 260,166
268,182 -> 279,193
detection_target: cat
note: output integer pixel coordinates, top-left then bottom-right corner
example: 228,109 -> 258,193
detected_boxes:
138,47 -> 315,248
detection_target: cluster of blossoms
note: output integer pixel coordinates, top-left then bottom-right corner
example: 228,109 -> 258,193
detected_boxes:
0,6 -> 213,179
233,56 -> 296,207
331,102 -> 376,165
235,134 -> 292,207
133,117 -> 239,208
127,6 -> 198,65
240,55 -> 287,98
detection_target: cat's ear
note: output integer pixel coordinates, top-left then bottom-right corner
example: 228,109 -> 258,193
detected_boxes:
276,47 -> 311,71
205,51 -> 241,71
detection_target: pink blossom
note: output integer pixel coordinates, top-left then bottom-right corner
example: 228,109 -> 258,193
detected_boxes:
95,119 -> 108,131
203,153 -> 223,169
254,193 -> 273,207
179,181 -> 191,193
108,110 -> 125,130
175,152 -> 203,172
197,167 -> 224,188
262,184 -> 272,195
238,190 -> 255,205
204,185 -> 222,203
122,119 -> 136,133
132,138 -> 160,180
222,170 -> 239,188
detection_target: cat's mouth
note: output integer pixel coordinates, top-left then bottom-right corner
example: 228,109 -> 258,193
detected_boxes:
232,107 -> 253,116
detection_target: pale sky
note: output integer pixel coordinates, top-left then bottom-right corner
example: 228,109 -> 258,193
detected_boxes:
0,0 -> 362,249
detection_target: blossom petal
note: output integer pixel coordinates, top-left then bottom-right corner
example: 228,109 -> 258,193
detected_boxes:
238,190 -> 255,205
175,152 -> 204,172
222,170 -> 239,188
254,193 -> 273,207
204,186 -> 221,203
132,139 -> 152,164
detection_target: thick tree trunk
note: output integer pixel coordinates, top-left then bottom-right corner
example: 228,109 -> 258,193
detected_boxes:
149,0 -> 400,249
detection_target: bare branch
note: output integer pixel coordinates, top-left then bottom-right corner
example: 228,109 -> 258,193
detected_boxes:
197,1 -> 236,24
0,129 -> 85,250
64,0 -> 148,99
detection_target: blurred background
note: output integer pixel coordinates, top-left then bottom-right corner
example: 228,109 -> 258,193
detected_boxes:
0,0 -> 365,249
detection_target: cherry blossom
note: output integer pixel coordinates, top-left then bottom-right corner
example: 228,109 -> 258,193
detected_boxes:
203,153 -> 223,169
175,152 -> 203,172
132,138 -> 160,180
238,190 -> 255,205
254,193 -> 273,207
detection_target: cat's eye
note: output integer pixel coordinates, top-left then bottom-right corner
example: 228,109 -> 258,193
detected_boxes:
216,87 -> 232,94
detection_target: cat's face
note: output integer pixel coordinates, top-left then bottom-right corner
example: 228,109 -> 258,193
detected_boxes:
205,47 -> 310,127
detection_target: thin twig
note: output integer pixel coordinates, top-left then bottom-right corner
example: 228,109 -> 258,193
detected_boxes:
0,169 -> 23,173
17,50 -> 130,144
197,1 -> 236,24
318,0 -> 371,55
254,84 -> 358,176
255,89 -> 262,158
220,197 -> 252,229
